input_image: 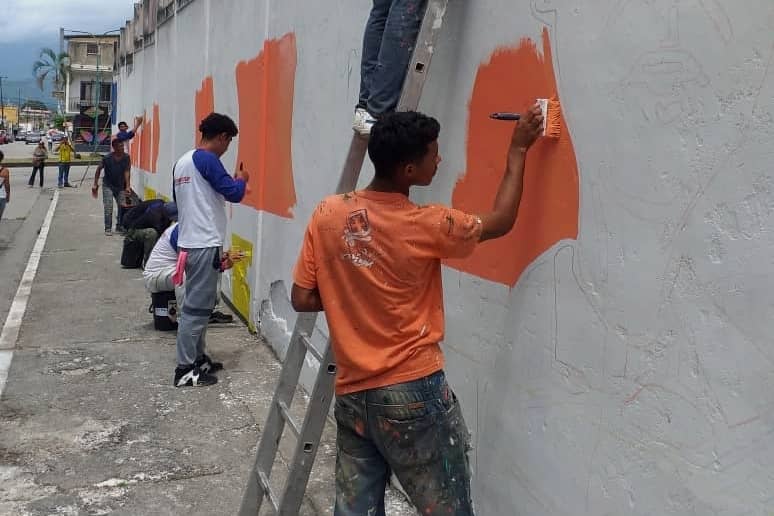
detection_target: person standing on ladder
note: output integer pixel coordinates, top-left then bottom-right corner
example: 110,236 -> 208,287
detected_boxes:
172,113 -> 249,387
291,106 -> 544,515
353,0 -> 427,135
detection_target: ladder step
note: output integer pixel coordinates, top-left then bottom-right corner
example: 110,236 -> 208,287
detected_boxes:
277,400 -> 300,439
257,469 -> 280,513
300,333 -> 323,363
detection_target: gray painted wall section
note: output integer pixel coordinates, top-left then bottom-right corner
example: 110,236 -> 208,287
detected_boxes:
116,1 -> 774,514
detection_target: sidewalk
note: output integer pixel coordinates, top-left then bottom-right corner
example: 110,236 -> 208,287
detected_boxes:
0,182 -> 349,515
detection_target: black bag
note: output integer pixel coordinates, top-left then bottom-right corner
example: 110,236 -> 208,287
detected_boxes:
120,237 -> 144,268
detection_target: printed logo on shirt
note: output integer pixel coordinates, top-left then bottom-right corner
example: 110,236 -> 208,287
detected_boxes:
342,209 -> 373,267
174,176 -> 191,186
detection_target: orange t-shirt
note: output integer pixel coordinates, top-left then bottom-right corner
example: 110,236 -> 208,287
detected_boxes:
293,190 -> 482,395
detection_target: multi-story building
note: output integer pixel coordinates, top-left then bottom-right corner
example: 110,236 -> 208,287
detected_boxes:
64,35 -> 119,146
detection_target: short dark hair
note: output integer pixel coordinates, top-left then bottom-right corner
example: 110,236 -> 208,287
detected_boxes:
118,121 -> 128,128
199,113 -> 238,140
368,111 -> 440,178
111,138 -> 124,148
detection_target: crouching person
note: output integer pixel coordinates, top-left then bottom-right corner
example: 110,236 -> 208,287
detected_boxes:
122,200 -> 177,267
143,218 -> 239,326
143,221 -> 185,304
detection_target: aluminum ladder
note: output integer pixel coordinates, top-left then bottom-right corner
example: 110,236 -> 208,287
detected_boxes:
238,2 -> 450,513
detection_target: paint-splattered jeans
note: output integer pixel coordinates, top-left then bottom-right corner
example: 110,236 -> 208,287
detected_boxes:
102,183 -> 127,231
334,370 -> 474,516
358,0 -> 426,116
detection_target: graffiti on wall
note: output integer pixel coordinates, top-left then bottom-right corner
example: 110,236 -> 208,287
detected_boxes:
445,28 -> 579,287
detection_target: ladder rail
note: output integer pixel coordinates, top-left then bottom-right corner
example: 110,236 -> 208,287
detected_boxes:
397,0 -> 449,112
238,313 -> 318,516
276,343 -> 338,515
240,1 -> 450,513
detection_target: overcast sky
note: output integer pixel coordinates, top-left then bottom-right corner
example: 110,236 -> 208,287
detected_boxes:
1,0 -> 136,43
0,0 -> 136,78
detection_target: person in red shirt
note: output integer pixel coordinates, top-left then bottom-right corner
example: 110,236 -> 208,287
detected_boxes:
292,105 -> 544,515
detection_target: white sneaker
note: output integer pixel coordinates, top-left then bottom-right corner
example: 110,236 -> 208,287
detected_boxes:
352,107 -> 377,136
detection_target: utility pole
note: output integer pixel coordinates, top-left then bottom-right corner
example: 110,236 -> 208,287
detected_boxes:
94,36 -> 101,154
0,75 -> 6,129
18,88 -> 21,133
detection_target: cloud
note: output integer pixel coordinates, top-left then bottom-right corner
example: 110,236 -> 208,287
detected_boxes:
0,0 -> 136,43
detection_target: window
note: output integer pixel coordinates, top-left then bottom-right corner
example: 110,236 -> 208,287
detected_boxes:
79,82 -> 112,102
101,83 -> 112,102
86,43 -> 99,55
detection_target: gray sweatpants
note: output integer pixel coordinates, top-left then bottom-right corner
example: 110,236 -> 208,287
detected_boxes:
176,247 -> 220,366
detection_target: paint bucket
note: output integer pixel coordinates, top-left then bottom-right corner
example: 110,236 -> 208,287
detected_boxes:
150,291 -> 178,331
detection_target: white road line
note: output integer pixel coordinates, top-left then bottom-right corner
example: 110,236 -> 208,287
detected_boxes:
0,190 -> 59,397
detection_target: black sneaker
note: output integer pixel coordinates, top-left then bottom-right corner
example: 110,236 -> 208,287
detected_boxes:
173,365 -> 217,387
195,353 -> 223,374
209,310 -> 233,324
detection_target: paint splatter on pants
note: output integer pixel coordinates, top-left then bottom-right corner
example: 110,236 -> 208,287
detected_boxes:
175,247 -> 220,366
102,183 -> 127,231
334,370 -> 474,516
359,0 -> 426,115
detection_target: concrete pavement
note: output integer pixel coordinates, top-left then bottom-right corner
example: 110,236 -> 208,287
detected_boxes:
0,170 -> 417,515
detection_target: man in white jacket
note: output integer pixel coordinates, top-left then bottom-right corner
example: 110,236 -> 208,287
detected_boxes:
171,113 -> 249,387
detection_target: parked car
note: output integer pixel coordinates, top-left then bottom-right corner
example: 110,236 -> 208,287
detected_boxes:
0,131 -> 7,144
25,131 -> 42,144
16,131 -> 27,142
51,131 -> 65,142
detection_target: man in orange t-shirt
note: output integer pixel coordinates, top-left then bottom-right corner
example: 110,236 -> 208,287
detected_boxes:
292,107 -> 544,515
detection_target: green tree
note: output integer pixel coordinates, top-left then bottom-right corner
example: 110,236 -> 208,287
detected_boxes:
52,114 -> 66,130
32,48 -> 71,113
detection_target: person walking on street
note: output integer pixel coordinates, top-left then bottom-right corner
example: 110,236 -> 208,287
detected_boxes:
0,151 -> 10,220
291,106 -> 545,515
352,0 -> 428,135
172,112 -> 249,387
57,138 -> 74,188
29,141 -> 47,188
92,139 -> 132,235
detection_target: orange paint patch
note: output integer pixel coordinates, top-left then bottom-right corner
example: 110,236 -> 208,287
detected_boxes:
445,29 -> 579,287
132,105 -> 161,173
152,103 -> 160,173
130,134 -> 140,167
235,33 -> 297,218
194,77 -> 214,145
139,115 -> 152,172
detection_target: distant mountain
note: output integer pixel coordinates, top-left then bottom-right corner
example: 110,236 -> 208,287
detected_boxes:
2,79 -> 57,111
0,40 -> 62,111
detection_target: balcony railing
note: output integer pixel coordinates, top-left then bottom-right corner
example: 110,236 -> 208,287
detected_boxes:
68,98 -> 113,112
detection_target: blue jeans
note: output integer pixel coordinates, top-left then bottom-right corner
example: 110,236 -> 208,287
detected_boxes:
58,163 -> 71,186
359,0 -> 426,116
0,198 -> 6,220
334,370 -> 474,516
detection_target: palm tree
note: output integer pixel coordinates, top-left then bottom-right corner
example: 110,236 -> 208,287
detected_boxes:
32,48 -> 71,113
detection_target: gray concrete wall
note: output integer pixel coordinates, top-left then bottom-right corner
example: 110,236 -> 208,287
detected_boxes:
115,1 -> 774,514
